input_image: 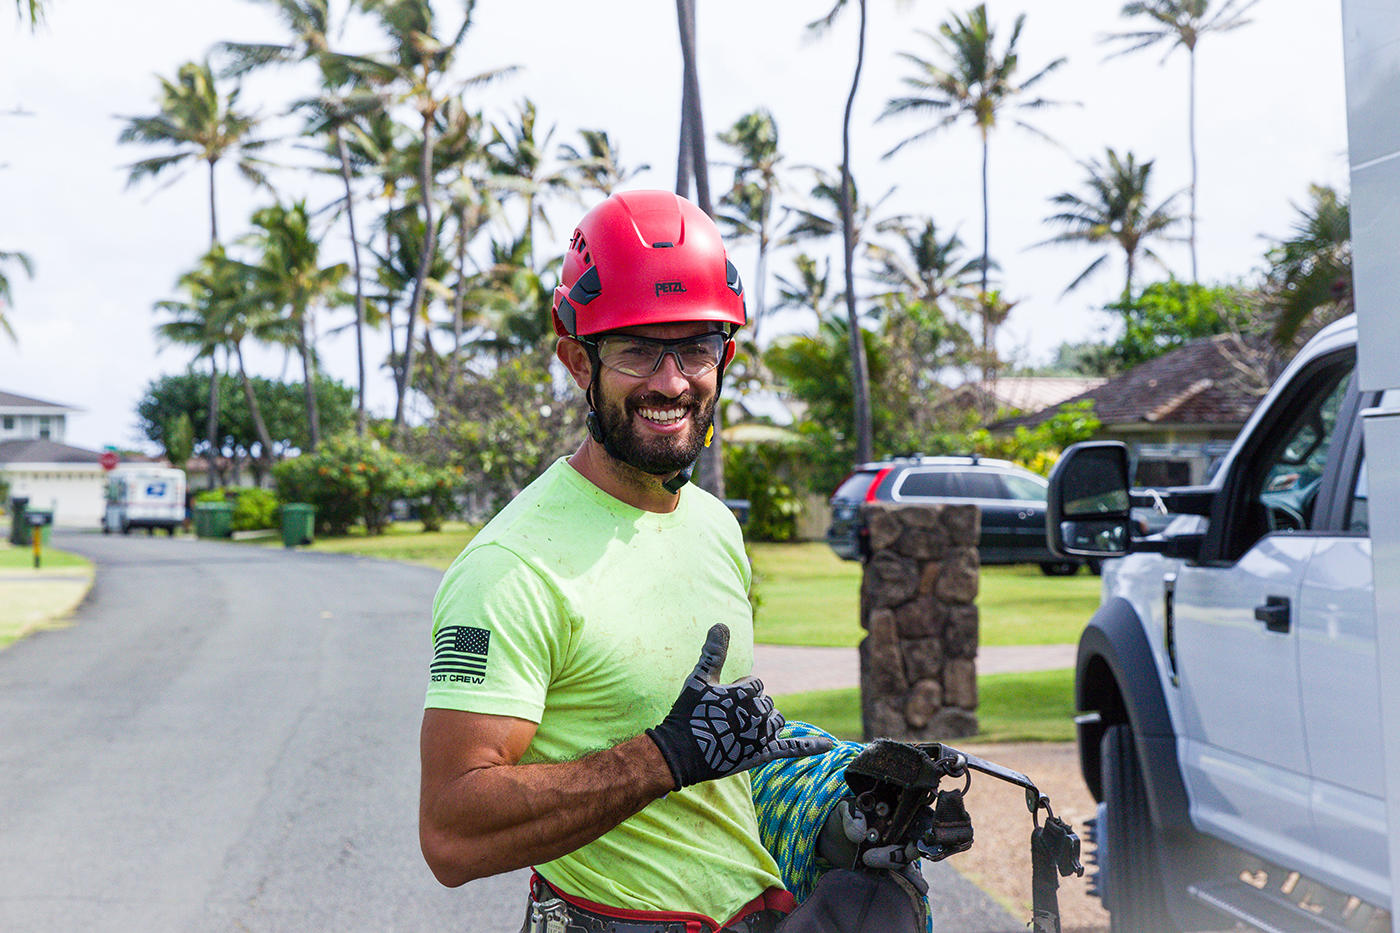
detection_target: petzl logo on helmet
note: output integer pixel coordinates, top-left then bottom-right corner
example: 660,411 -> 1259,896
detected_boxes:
655,280 -> 687,297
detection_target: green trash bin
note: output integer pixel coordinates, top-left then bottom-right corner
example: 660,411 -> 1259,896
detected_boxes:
191,504 -> 209,538
8,497 -> 29,546
194,502 -> 233,539
281,503 -> 315,548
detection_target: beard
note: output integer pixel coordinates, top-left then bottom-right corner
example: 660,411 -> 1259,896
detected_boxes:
594,383 -> 717,476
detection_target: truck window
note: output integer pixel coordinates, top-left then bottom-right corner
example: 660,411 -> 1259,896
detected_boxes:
1229,363 -> 1352,557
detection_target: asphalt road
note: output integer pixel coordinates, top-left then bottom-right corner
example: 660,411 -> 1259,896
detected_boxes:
0,532 -> 1019,932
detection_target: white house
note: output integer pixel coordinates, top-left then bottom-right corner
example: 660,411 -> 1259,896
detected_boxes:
0,390 -> 107,528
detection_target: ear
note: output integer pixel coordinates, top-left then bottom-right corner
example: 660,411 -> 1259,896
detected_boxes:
557,336 -> 593,390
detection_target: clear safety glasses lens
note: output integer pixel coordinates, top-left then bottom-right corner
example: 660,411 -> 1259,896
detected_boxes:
590,333 -> 727,378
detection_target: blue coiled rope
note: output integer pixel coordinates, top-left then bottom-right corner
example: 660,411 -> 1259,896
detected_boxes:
750,721 -> 933,932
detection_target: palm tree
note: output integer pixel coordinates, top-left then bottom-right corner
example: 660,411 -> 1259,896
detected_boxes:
1265,185 -> 1351,346
153,254 -> 233,487
117,60 -> 271,247
881,4 -> 1065,359
559,129 -> 649,196
338,0 -> 514,438
1103,0 -> 1258,283
486,98 -> 573,273
246,201 -> 348,450
0,250 -> 34,342
866,216 -> 979,319
716,109 -> 792,346
218,0 -> 385,437
774,253 -> 841,333
157,248 -> 291,470
12,0 -> 43,29
1037,147 -> 1184,300
808,0 -> 876,464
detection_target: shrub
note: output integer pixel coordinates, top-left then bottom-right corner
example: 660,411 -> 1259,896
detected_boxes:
232,487 -> 279,532
724,442 -> 803,542
273,434 -> 462,536
404,464 -> 461,533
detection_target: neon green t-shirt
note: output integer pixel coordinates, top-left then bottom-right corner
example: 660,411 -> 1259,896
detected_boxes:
426,458 -> 784,923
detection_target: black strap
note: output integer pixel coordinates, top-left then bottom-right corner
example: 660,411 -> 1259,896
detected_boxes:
1028,815 -> 1083,933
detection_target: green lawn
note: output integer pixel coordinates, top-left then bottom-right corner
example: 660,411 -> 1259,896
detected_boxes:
774,668 -> 1076,743
291,530 -> 1099,648
749,542 -> 1099,648
271,521 -> 480,569
0,541 -> 90,570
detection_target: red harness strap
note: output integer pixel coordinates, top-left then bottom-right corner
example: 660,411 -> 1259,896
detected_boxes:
530,870 -> 795,933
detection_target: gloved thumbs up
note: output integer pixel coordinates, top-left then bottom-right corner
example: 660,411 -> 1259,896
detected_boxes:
646,624 -> 834,789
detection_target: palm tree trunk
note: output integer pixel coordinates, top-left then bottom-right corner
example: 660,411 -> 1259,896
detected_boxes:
395,114 -> 437,438
979,131 -> 993,390
207,158 -> 219,247
452,203 -> 467,389
234,339 -> 274,465
841,0 -> 874,465
298,317 -> 322,450
205,351 -> 221,489
1188,48 -> 1199,284
675,0 -> 726,497
335,129 -> 369,437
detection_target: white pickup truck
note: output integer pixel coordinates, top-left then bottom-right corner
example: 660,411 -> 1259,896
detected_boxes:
1047,315 -> 1392,932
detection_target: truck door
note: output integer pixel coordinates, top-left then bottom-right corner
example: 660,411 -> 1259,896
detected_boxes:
1172,352 -> 1356,877
1295,404 -> 1388,905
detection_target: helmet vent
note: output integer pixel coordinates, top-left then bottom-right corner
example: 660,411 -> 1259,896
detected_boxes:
570,230 -> 593,267
652,241 -> 674,248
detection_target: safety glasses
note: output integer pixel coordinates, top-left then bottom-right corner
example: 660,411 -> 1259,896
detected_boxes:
580,332 -> 729,378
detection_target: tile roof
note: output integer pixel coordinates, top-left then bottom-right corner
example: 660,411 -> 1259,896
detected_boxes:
0,438 -> 106,465
0,390 -> 78,411
992,334 -> 1268,431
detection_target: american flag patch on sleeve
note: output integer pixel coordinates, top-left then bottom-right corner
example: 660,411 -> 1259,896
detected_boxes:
430,625 -> 490,683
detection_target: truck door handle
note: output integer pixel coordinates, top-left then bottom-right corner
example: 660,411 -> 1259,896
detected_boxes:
1254,596 -> 1291,633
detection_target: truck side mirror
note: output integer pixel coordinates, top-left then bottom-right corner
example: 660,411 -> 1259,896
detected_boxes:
1047,442 -> 1132,558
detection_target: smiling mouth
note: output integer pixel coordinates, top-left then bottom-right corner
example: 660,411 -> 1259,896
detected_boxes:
637,406 -> 689,426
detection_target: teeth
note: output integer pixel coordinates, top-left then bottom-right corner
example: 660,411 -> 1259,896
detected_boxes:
639,407 -> 687,424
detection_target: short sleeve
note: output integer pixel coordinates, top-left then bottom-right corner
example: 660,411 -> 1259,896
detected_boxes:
425,542 -> 571,722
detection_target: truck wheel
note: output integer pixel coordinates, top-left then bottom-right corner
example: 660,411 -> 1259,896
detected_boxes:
1100,724 -> 1176,932
120,522 -> 130,536
1039,561 -> 1080,576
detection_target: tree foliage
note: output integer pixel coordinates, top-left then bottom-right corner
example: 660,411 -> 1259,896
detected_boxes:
136,373 -> 354,481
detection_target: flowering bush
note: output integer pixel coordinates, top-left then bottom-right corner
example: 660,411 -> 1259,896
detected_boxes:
273,435 -> 463,535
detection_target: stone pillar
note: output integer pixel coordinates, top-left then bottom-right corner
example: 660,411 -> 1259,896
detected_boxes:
858,501 -> 980,741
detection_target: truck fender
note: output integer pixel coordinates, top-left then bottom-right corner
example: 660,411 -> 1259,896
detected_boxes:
1075,597 -> 1191,836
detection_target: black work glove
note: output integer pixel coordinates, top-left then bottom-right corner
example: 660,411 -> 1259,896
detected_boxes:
646,623 -> 834,789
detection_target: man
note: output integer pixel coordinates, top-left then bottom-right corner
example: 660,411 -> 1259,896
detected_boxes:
419,190 -> 836,932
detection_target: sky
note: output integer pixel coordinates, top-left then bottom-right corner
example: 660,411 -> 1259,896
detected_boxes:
0,0 -> 1350,451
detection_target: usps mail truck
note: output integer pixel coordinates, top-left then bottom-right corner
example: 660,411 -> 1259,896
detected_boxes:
102,467 -> 186,536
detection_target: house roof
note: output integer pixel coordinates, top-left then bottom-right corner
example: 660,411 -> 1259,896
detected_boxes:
991,334 -> 1265,432
0,438 -> 106,465
980,376 -> 1107,412
0,390 -> 79,413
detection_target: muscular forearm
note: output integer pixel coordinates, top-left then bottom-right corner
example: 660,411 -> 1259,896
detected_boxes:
421,733 -> 674,886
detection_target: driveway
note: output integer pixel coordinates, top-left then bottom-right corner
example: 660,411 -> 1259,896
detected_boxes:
0,532 -> 1019,931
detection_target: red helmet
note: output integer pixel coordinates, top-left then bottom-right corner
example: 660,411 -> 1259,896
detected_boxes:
551,190 -> 746,337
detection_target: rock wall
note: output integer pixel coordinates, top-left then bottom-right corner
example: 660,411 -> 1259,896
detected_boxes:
858,501 -> 980,741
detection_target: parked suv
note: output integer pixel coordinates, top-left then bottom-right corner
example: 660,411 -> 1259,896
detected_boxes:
826,455 -> 1085,574
1046,315 -> 1392,932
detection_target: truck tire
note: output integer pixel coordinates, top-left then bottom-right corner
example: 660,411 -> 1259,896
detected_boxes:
1100,723 -> 1176,932
1039,560 -> 1080,576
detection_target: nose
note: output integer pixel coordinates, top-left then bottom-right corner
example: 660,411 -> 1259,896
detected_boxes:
645,350 -> 691,394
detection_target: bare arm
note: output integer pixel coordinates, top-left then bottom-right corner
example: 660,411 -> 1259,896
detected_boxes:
418,707 -> 675,887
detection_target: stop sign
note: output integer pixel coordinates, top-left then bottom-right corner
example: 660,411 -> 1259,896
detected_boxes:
99,451 -> 119,472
